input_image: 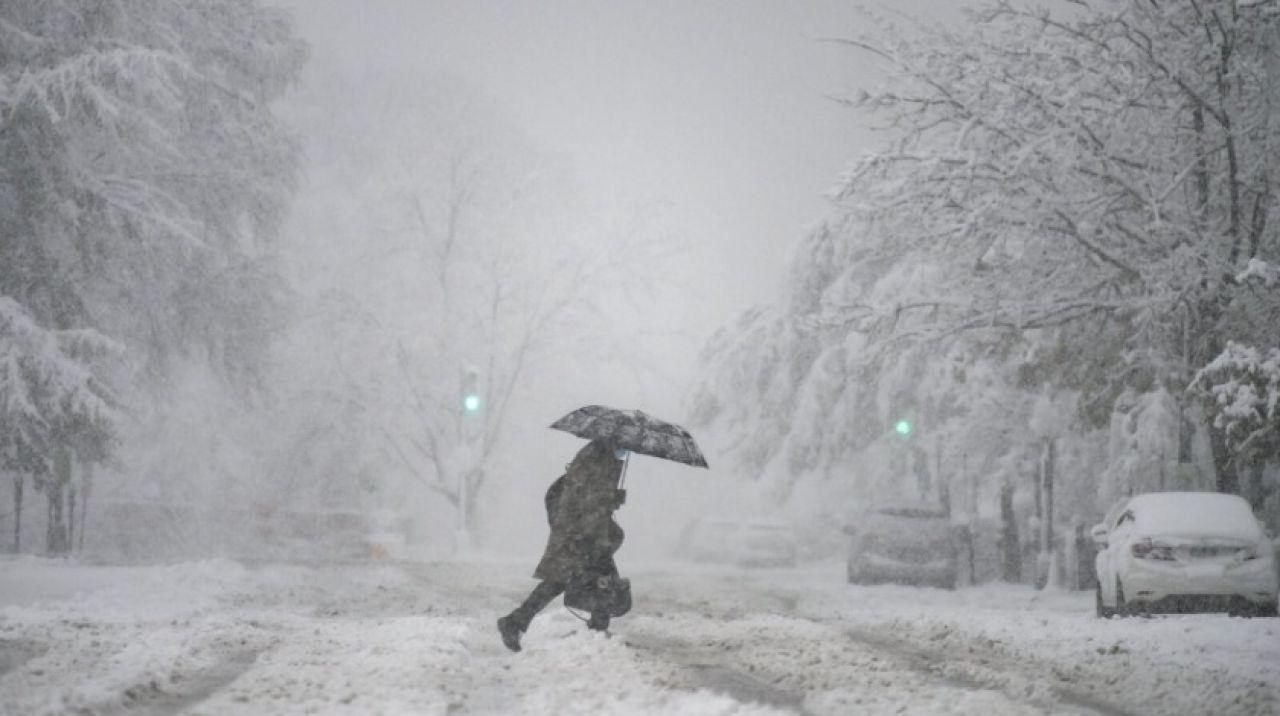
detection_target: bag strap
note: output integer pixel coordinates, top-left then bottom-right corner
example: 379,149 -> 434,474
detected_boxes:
618,452 -> 631,489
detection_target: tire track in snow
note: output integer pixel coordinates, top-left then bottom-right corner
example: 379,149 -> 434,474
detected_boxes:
625,631 -> 813,714
842,626 -> 1139,716
113,649 -> 261,716
0,639 -> 47,679
626,573 -> 1138,716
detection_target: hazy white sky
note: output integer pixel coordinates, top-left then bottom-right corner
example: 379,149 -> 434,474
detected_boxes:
276,0 -> 963,329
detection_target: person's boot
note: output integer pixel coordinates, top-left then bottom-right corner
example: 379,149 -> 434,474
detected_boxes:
587,611 -> 610,632
497,614 -> 524,652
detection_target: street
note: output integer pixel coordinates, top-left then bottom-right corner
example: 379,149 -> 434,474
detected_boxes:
1,557 -> 1277,715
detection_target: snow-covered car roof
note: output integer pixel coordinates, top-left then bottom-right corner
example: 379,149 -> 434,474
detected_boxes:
875,505 -> 950,520
1124,492 -> 1263,542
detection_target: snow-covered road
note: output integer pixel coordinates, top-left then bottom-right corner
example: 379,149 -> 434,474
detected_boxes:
1,557 -> 1276,715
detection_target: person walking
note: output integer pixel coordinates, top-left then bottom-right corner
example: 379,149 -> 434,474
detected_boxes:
497,439 -> 627,652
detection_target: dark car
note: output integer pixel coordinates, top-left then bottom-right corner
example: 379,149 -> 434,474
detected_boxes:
845,505 -> 959,589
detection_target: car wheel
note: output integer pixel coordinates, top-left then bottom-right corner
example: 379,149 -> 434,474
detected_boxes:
1234,600 -> 1277,618
1115,579 -> 1130,617
1096,583 -> 1114,619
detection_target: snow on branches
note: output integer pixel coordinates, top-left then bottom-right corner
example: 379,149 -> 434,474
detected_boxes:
692,0 -> 1280,518
0,296 -> 118,472
1193,341 -> 1280,458
822,0 -> 1280,375
0,0 -> 307,392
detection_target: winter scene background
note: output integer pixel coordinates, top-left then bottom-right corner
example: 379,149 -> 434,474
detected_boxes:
3,1 -> 1280,714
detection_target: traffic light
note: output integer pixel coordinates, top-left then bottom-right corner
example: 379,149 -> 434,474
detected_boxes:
461,369 -> 481,414
894,418 -> 912,437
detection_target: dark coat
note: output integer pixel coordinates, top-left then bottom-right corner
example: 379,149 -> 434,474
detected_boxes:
533,440 -> 625,582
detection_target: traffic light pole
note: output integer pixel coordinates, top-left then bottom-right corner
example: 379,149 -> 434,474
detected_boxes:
455,367 -> 481,555
455,468 -> 470,554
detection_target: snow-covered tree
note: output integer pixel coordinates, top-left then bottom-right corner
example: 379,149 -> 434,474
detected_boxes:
1194,341 -> 1280,488
0,0 -> 306,552
817,1 -> 1280,490
0,0 -> 305,388
1192,334 -> 1280,527
0,297 -> 117,550
691,0 -> 1280,569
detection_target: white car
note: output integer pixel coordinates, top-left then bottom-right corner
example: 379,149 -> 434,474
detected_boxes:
1092,492 -> 1279,618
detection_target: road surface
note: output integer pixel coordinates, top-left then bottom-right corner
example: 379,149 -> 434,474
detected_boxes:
1,558 -> 1277,714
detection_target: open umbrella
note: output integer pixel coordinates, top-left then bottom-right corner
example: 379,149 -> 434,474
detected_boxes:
549,405 -> 709,469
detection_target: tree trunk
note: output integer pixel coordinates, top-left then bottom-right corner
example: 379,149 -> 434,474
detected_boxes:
1246,455 -> 1265,512
1044,438 -> 1055,555
1193,104 -> 1209,222
46,486 -> 59,554
12,474 -> 23,553
66,482 -> 77,553
46,450 -> 72,555
1000,482 -> 1020,583
79,462 -> 93,552
965,452 -> 975,585
935,440 -> 945,510
1210,426 -> 1239,494
913,445 -> 930,500
1035,439 -> 1056,590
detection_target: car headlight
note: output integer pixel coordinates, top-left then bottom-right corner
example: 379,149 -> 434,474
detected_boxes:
1131,539 -> 1175,561
1236,544 -> 1263,563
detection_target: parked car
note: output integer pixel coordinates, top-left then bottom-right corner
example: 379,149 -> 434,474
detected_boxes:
1092,492 -> 1279,618
737,519 -> 800,568
679,517 -> 799,568
845,505 -> 959,589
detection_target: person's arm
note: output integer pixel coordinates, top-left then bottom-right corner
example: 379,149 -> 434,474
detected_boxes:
544,475 -> 566,525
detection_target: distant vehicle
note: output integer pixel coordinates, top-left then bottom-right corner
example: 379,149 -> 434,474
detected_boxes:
679,517 -> 799,568
738,519 -> 800,568
844,506 -> 959,589
1092,492 -> 1279,618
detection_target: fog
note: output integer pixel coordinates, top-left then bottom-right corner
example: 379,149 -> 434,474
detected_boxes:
268,0 -> 963,562
3,0 -> 958,564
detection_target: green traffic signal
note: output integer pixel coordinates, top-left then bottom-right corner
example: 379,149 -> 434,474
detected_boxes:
461,367 -> 481,413
894,418 -> 912,436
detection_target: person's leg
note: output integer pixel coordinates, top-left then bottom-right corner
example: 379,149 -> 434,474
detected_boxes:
586,610 -> 610,631
498,580 -> 564,652
512,580 -> 565,626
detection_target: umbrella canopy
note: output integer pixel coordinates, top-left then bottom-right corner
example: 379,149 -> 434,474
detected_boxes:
550,405 -> 709,468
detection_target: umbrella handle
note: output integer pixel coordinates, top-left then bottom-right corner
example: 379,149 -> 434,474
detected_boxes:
618,452 -> 630,490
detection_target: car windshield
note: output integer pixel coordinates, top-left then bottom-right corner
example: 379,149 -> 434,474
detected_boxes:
860,513 -> 953,555
1129,492 -> 1262,541
743,522 -> 791,545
